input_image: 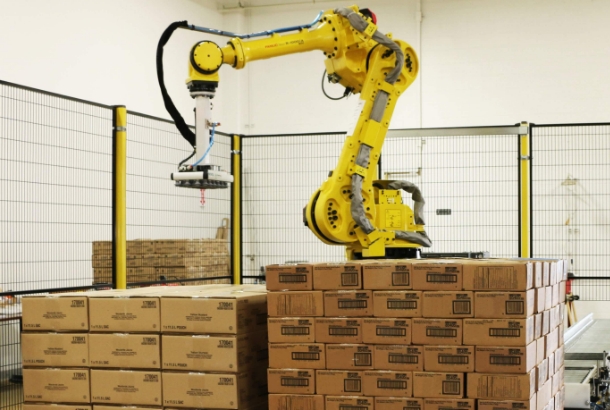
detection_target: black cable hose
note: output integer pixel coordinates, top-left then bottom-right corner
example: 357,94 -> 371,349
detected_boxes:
179,150 -> 196,167
321,70 -> 349,101
157,21 -> 197,148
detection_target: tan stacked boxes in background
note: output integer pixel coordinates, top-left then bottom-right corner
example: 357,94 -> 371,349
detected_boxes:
265,258 -> 567,407
92,239 -> 230,285
22,284 -> 268,410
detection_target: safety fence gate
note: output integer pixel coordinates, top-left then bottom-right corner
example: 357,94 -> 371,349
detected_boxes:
0,79 -> 234,410
531,122 -> 610,301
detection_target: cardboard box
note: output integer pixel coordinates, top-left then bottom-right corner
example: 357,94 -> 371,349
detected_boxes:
376,398 -> 423,410
374,345 -> 424,371
534,313 -> 542,339
162,332 -> 267,372
467,371 -> 536,400
363,260 -> 412,289
475,291 -> 535,318
536,288 -> 546,314
324,291 -> 373,317
413,372 -> 464,398
537,380 -> 552,410
269,343 -> 325,369
541,261 -> 550,287
326,344 -> 374,370
422,291 -> 473,318
326,396 -> 374,410
362,318 -> 411,345
533,261 -> 543,288
268,291 -> 323,317
24,406 -> 91,410
268,318 -> 315,343
412,318 -> 463,345
542,310 -> 550,336
269,394 -> 324,410
265,264 -> 313,291
549,261 -> 558,286
313,263 -> 362,290
316,370 -> 363,395
463,318 -> 534,346
161,288 -> 267,333
424,346 -> 475,372
23,368 -> 90,403
423,399 -> 475,410
555,345 -> 564,372
537,337 -> 546,366
268,369 -> 315,394
21,333 -> 89,367
89,295 -> 160,332
22,295 -> 89,331
553,366 -> 564,396
545,287 -> 552,311
538,358 -> 549,387
162,371 -> 256,409
463,260 -> 533,291
550,306 -> 559,330
90,369 -> 161,405
315,318 -> 363,343
475,343 -> 537,373
546,327 -> 559,357
362,370 -> 412,397
477,398 -> 537,410
411,260 -> 463,291
89,333 -> 160,369
549,351 -> 555,377
552,285 -> 559,307
373,291 -> 422,317
94,407 -> 157,410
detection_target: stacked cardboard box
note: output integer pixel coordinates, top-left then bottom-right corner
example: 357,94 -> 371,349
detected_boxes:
92,239 -> 230,285
266,259 -> 567,410
21,284 -> 268,410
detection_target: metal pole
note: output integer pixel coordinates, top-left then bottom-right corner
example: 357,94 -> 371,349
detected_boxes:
112,106 -> 127,289
518,122 -> 531,258
231,135 -> 242,284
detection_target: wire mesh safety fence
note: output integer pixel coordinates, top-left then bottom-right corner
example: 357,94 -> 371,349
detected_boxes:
240,133 -> 347,282
0,80 -> 113,407
382,131 -> 519,258
532,123 -> 610,301
240,129 -> 521,283
122,113 -> 233,286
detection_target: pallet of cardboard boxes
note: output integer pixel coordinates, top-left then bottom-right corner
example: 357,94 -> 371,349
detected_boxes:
21,284 -> 268,410
92,239 -> 230,285
266,258 -> 567,410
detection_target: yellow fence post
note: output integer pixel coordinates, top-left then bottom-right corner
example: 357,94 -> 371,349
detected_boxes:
112,106 -> 127,289
519,122 -> 531,258
231,135 -> 242,284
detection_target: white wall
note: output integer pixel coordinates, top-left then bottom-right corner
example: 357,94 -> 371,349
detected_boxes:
421,0 -> 610,127
238,0 -> 610,132
0,0 -> 225,122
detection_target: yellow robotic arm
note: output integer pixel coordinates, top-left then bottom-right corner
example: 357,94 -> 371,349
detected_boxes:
157,5 -> 431,259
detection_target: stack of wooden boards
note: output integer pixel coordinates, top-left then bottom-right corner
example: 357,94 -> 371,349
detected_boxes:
265,258 -> 567,410
21,284 -> 268,410
92,239 -> 230,285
